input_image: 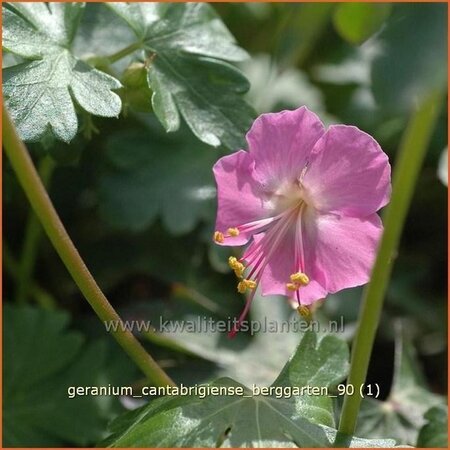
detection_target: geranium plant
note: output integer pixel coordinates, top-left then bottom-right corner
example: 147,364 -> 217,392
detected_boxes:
3,2 -> 447,448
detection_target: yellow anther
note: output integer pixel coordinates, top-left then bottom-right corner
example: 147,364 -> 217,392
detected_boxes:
234,265 -> 245,278
237,279 -> 256,293
297,305 -> 312,321
228,256 -> 245,278
237,281 -> 247,294
227,227 -> 240,237
290,272 -> 310,286
286,282 -> 299,291
214,231 -> 224,243
229,256 -> 243,269
228,256 -> 238,268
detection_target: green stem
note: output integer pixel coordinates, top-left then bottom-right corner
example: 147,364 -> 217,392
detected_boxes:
338,90 -> 443,436
105,41 -> 143,64
16,155 -> 55,305
3,105 -> 176,388
4,242 -> 57,309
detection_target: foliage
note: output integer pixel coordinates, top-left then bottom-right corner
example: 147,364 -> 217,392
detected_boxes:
3,2 -> 447,448
102,331 -> 395,448
98,127 -> 219,233
371,3 -> 447,114
3,3 -> 121,142
3,305 -> 137,446
355,329 -> 445,446
108,2 -> 255,149
333,3 -> 391,45
417,405 -> 448,448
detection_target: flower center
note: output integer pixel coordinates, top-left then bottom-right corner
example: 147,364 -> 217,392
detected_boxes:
270,179 -> 306,214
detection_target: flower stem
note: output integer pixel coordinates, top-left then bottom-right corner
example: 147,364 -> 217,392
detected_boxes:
3,105 -> 176,388
15,155 -> 55,305
338,90 -> 444,436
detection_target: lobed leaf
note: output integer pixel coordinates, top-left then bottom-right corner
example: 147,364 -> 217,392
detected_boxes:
108,2 -> 255,149
2,2 -> 122,143
98,129 -> 218,233
101,330 -> 395,448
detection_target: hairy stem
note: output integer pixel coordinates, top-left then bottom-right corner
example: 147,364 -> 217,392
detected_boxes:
338,90 -> 443,436
16,155 -> 55,305
3,105 -> 176,388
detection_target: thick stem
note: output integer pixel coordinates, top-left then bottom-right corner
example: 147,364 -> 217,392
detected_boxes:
338,90 -> 443,436
3,105 -> 176,388
16,155 -> 55,304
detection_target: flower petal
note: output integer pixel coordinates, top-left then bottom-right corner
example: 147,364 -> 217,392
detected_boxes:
245,228 -> 327,304
303,211 -> 383,295
213,150 -> 271,245
246,107 -> 325,187
249,210 -> 382,304
302,125 -> 391,217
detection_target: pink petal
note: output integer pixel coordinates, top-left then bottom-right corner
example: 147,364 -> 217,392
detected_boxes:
245,209 -> 382,304
213,150 -> 271,245
302,125 -> 391,217
246,107 -> 325,188
253,228 -> 328,304
303,211 -> 383,295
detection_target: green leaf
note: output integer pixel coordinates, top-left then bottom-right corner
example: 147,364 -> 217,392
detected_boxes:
108,2 -> 255,149
98,129 -> 218,233
145,301 -> 349,426
2,2 -> 122,143
3,305 -> 106,446
417,405 -> 448,448
102,331 -> 396,448
333,3 -> 391,45
355,328 -> 445,445
371,3 -> 447,114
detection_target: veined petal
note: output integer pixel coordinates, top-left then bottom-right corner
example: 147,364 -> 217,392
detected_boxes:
247,209 -> 382,304
213,150 -> 272,245
302,125 -> 391,217
253,229 -> 328,304
246,107 -> 325,188
303,211 -> 383,295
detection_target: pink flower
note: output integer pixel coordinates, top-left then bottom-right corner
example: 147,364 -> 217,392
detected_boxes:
212,107 -> 391,336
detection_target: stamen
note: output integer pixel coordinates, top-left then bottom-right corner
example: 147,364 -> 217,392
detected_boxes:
286,282 -> 299,291
214,231 -> 224,243
297,305 -> 312,321
292,202 -> 308,306
230,205 -> 304,337
228,288 -> 257,338
237,281 -> 247,294
228,256 -> 245,278
237,279 -> 257,293
290,272 -> 310,285
228,256 -> 239,267
227,227 -> 240,236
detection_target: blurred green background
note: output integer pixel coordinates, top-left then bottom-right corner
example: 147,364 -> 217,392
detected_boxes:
3,2 -> 447,447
